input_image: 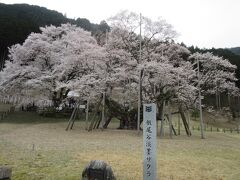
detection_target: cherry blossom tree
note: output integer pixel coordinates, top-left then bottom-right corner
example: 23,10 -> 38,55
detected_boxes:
0,11 -> 238,134
105,10 -> 238,133
189,52 -> 239,119
189,52 -> 238,95
104,11 -> 196,132
0,24 -> 107,107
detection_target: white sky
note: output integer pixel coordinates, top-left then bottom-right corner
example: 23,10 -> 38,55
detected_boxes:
1,0 -> 240,48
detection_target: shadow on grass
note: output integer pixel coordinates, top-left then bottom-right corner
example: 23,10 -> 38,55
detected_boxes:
0,111 -> 70,124
0,111 -> 101,125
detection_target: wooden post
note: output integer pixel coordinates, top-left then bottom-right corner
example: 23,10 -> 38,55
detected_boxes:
85,98 -> 89,130
160,101 -> 165,137
218,93 -> 221,110
178,113 -> 180,135
168,104 -> 173,139
101,92 -> 105,130
88,99 -> 102,131
137,70 -> 142,134
216,90 -> 218,109
187,110 -> 191,130
70,103 -> 80,129
197,58 -> 205,139
66,103 -> 78,131
137,14 -> 142,134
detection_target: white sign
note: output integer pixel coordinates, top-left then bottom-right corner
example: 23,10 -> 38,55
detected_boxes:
67,91 -> 80,97
143,103 -> 157,180
79,105 -> 86,109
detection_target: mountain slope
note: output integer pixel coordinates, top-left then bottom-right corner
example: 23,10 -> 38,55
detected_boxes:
0,3 -> 109,69
228,47 -> 240,56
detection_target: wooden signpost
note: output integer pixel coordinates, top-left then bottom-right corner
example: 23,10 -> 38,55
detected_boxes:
143,103 -> 157,180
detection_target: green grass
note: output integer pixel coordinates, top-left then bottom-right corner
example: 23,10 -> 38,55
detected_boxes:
0,103 -> 12,112
0,112 -> 240,179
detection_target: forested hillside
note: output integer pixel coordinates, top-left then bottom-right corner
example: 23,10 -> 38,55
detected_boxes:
0,3 -> 109,69
228,47 -> 240,56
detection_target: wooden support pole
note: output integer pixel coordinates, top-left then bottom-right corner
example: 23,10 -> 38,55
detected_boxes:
167,104 -> 173,139
85,98 -> 89,130
70,104 -> 80,129
66,103 -> 78,131
179,105 -> 191,136
171,125 -> 177,136
160,101 -> 165,137
197,58 -> 204,139
88,99 -> 102,131
178,113 -> 180,135
187,110 -> 191,131
95,116 -> 102,129
137,14 -> 142,134
101,92 -> 105,130
218,93 -> 221,110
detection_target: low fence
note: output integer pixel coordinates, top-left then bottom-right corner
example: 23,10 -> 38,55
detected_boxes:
171,121 -> 240,134
191,125 -> 240,133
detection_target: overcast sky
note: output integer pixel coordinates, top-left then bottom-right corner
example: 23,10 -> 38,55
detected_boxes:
1,0 -> 240,48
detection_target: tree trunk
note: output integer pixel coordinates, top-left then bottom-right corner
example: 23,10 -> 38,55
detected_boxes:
103,116 -> 112,129
105,98 -> 137,129
118,117 -> 129,129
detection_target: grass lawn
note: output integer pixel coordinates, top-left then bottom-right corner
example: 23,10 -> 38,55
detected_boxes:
0,112 -> 240,180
